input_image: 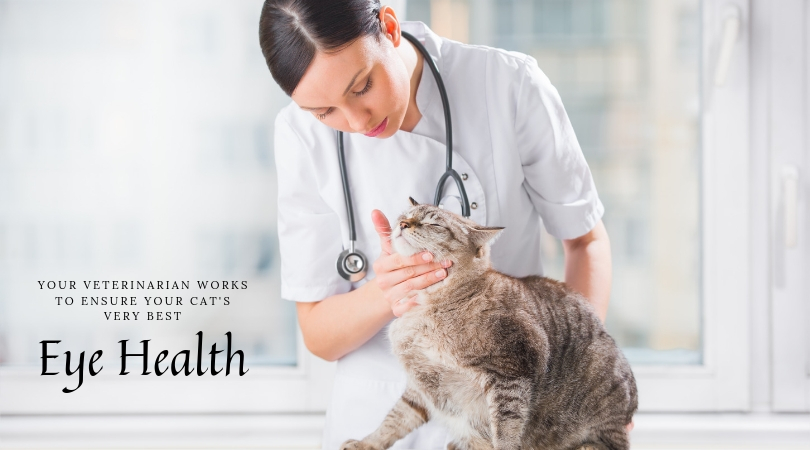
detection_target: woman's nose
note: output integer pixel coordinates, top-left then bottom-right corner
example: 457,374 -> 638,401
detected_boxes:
344,107 -> 372,133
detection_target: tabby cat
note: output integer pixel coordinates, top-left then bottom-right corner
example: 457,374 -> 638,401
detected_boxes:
341,198 -> 637,450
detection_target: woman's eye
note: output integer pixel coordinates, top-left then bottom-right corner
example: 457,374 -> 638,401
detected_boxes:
316,107 -> 334,120
313,77 -> 371,120
314,77 -> 371,120
353,77 -> 372,97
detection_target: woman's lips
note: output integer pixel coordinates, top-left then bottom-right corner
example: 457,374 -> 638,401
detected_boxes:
364,117 -> 388,137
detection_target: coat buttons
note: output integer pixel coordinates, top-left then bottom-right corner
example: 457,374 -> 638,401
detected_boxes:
470,202 -> 478,210
461,173 -> 468,181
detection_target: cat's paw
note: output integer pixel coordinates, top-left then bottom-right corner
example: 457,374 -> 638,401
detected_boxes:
340,439 -> 376,450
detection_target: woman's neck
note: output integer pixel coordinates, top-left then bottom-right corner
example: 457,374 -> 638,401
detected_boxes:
398,38 -> 424,132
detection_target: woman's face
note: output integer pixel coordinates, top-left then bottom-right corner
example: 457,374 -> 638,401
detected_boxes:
290,31 -> 411,139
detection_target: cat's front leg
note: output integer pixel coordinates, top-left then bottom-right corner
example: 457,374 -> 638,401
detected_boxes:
339,388 -> 430,450
447,436 -> 495,450
484,377 -> 532,450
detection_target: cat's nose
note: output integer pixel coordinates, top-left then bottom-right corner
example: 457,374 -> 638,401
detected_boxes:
399,221 -> 410,230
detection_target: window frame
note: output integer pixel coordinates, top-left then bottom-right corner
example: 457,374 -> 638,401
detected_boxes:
769,0 -> 810,412
617,0 -> 751,412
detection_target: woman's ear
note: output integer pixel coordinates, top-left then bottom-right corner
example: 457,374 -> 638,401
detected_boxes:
378,5 -> 401,46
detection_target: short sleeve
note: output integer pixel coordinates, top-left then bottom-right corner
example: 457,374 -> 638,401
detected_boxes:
514,55 -> 605,241
274,110 -> 351,302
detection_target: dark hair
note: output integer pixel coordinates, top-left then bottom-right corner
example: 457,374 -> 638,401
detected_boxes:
259,0 -> 384,96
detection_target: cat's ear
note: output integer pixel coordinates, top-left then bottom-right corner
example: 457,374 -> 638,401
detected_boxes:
471,226 -> 504,247
408,197 -> 419,206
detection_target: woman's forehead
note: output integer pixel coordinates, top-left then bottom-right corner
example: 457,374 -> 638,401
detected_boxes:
291,36 -> 383,105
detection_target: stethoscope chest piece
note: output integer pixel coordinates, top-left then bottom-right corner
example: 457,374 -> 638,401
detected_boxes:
336,246 -> 368,282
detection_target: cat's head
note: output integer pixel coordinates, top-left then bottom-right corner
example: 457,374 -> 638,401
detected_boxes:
390,197 -> 504,267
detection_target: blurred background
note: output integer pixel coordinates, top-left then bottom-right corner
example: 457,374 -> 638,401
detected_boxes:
0,0 -> 298,369
0,0 -> 700,372
0,0 -> 808,449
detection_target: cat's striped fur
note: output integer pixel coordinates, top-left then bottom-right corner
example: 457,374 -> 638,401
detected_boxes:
340,199 -> 637,450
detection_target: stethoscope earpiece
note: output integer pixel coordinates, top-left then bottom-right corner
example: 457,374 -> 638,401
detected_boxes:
334,30 -> 470,283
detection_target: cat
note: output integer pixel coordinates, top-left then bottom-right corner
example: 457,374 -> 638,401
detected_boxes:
340,198 -> 637,450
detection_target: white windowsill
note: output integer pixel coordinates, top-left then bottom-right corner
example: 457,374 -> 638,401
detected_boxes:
0,413 -> 808,449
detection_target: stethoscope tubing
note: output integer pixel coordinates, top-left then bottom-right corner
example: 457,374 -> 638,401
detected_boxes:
336,130 -> 357,243
400,31 -> 470,218
334,30 -> 471,281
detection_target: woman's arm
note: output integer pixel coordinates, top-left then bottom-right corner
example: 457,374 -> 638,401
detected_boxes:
507,54 -> 609,320
295,280 -> 393,362
561,219 -> 612,322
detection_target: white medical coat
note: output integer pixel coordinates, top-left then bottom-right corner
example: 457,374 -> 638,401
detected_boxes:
273,21 -> 605,450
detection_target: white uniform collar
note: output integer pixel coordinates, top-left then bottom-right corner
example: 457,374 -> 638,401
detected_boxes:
400,21 -> 445,144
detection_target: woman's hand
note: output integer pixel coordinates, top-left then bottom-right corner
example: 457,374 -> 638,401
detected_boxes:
371,209 -> 451,317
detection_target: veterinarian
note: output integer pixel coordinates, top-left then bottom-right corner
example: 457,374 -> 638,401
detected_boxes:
259,1 -> 619,448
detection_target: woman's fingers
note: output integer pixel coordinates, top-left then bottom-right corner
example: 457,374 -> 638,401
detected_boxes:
371,209 -> 394,255
384,267 -> 448,306
376,260 -> 451,290
369,211 -> 452,313
374,250 -> 436,274
392,295 -> 420,317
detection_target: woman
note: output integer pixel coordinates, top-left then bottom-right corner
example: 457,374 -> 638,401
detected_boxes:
259,1 -> 615,448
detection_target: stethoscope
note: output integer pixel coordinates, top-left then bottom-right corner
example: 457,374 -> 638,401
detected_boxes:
335,30 -> 471,282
